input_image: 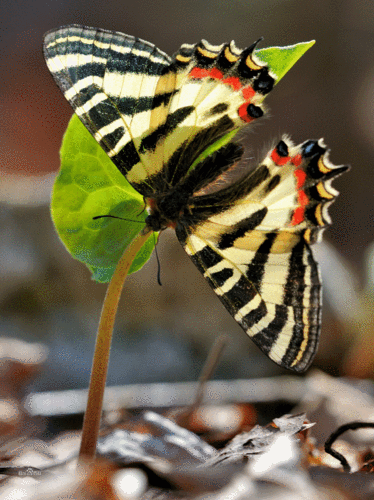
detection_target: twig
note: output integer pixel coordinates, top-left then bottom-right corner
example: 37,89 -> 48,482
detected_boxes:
179,335 -> 229,426
324,421 -> 374,472
193,335 -> 229,410
79,229 -> 152,461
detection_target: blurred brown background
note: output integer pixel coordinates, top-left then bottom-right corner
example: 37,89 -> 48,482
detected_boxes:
0,0 -> 373,390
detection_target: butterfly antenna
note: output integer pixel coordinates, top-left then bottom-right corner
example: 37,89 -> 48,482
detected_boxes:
93,215 -> 143,223
154,232 -> 162,286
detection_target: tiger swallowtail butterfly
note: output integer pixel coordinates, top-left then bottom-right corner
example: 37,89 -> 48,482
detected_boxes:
43,25 -> 348,372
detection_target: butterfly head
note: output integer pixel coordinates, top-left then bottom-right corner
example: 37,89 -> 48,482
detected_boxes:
145,189 -> 191,232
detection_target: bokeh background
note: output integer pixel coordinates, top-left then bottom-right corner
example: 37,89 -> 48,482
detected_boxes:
1,0 -> 373,392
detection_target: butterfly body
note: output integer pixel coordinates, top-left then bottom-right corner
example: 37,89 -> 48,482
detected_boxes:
44,25 -> 348,372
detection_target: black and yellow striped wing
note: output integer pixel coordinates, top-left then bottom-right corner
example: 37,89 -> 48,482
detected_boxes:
176,138 -> 348,371
43,25 -> 273,196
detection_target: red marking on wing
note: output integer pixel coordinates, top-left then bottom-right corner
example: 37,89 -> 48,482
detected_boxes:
298,189 -> 309,206
271,149 -> 290,166
241,86 -> 256,100
291,153 -> 302,167
291,168 -> 309,226
188,67 -> 258,123
238,102 -> 255,123
189,68 -> 241,90
294,168 -> 307,188
189,67 -> 223,80
209,68 -> 224,80
222,76 -> 242,91
291,206 -> 305,226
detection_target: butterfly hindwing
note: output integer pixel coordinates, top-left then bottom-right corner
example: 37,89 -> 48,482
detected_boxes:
44,26 -> 274,196
176,138 -> 348,371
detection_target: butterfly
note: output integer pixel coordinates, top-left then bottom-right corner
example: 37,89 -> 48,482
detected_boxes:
43,25 -> 348,372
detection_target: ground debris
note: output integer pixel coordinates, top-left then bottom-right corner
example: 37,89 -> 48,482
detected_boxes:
1,340 -> 374,498
2,408 -> 374,499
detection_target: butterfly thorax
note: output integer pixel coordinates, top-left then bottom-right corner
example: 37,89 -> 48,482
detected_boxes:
144,141 -> 247,232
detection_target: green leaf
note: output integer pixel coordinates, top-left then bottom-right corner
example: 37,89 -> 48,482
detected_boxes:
255,40 -> 315,84
51,115 -> 156,283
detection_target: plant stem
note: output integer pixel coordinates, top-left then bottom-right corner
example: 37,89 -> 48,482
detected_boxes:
79,229 -> 152,461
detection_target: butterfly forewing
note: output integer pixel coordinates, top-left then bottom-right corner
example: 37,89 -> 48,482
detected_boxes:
44,26 -> 274,196
44,25 -> 173,192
